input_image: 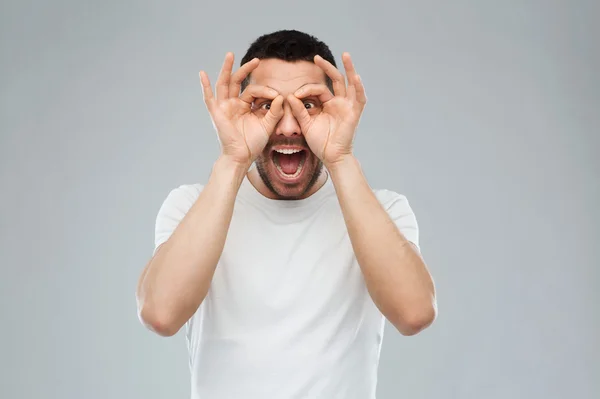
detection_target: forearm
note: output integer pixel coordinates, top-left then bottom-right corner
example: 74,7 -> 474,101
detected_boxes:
327,156 -> 436,335
137,156 -> 248,336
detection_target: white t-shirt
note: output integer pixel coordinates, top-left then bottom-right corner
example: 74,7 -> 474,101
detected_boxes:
153,171 -> 420,399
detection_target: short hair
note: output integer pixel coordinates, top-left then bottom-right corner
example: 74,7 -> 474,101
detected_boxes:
240,29 -> 337,92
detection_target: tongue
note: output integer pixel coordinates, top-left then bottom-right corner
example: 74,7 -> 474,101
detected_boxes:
277,152 -> 303,175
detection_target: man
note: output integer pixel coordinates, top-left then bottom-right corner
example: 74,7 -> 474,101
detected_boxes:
136,29 -> 437,398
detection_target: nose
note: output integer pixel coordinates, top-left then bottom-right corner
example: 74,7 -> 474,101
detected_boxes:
275,102 -> 301,137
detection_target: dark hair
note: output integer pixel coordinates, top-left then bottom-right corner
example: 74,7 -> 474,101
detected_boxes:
240,29 -> 337,92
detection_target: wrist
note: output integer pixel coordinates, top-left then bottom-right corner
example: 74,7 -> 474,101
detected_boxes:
326,154 -> 366,192
212,155 -> 250,187
325,154 -> 359,175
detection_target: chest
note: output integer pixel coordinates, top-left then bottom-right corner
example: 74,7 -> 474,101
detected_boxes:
209,201 -> 367,317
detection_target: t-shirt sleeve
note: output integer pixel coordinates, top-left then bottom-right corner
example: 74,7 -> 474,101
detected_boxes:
154,184 -> 203,254
376,190 -> 420,250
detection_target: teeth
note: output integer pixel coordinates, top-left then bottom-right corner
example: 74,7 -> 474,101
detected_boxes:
275,148 -> 302,155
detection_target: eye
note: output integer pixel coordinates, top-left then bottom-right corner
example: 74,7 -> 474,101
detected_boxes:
304,101 -> 315,109
254,101 -> 271,111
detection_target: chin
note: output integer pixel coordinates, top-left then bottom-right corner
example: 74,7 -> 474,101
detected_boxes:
255,148 -> 323,200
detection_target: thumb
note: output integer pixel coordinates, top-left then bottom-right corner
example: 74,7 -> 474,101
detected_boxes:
287,94 -> 312,132
261,95 -> 284,132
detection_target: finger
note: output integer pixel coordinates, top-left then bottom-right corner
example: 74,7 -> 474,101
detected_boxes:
199,71 -> 215,109
354,74 -> 367,105
342,52 -> 358,90
346,82 -> 357,103
261,95 -> 284,132
229,58 -> 260,98
216,52 -> 234,101
314,55 -> 346,97
293,83 -> 334,104
239,84 -> 279,104
287,94 -> 312,132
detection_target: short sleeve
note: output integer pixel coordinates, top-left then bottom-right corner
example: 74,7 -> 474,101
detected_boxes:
154,184 -> 204,254
375,190 -> 420,250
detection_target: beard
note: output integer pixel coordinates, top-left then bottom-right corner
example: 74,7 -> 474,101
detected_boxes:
254,136 -> 324,200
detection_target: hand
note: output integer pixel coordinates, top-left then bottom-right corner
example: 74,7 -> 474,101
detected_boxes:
199,53 -> 284,167
288,53 -> 367,167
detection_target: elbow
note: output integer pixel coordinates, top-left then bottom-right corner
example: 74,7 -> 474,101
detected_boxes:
137,302 -> 182,337
390,300 -> 437,336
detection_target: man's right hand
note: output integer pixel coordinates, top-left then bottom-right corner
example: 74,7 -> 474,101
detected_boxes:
199,53 -> 284,167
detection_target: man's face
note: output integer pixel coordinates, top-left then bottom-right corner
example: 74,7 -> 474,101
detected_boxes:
249,58 -> 328,200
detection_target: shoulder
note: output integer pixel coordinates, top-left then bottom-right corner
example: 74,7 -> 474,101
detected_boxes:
372,188 -> 411,211
161,183 -> 205,207
168,182 -> 205,198
372,187 -> 420,248
153,183 -> 205,250
156,183 -> 205,219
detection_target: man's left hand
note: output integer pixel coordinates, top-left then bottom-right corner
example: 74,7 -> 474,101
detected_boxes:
288,53 -> 367,168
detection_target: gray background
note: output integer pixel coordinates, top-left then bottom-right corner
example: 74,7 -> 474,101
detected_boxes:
1,0 -> 598,398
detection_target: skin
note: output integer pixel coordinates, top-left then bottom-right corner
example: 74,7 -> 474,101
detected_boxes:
136,52 -> 437,337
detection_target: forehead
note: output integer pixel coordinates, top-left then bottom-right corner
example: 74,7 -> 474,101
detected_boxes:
248,58 -> 327,93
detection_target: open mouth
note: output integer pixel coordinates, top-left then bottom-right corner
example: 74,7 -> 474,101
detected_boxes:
271,147 -> 308,181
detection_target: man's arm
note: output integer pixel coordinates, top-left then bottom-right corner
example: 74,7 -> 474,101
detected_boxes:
328,155 -> 437,336
136,52 -> 285,337
136,156 -> 247,337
